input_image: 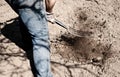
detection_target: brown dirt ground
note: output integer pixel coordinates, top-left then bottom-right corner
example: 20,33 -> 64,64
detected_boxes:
1,0 -> 120,77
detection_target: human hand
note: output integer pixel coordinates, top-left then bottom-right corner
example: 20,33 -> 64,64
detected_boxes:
46,12 -> 55,24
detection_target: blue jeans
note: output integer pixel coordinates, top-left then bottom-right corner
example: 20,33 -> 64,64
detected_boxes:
6,0 -> 53,77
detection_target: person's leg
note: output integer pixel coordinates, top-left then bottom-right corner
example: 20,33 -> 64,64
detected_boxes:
19,18 -> 38,77
5,0 -> 53,77
18,1 -> 53,77
5,1 -> 37,77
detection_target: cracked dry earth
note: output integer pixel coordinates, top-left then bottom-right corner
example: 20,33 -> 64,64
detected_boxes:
1,0 -> 120,77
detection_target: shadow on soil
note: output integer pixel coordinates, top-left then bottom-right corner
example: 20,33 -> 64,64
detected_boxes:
0,18 -> 37,77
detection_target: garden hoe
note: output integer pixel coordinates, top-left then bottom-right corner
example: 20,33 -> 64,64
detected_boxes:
54,19 -> 93,38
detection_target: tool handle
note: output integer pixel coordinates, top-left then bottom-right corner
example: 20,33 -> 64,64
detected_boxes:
55,19 -> 68,29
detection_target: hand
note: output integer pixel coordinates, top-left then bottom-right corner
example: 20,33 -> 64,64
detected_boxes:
46,12 -> 55,24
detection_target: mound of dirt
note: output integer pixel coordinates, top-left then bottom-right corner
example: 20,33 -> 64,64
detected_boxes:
50,0 -> 120,77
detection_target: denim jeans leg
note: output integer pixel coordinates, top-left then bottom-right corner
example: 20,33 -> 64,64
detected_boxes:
5,0 -> 53,77
19,8 -> 53,77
